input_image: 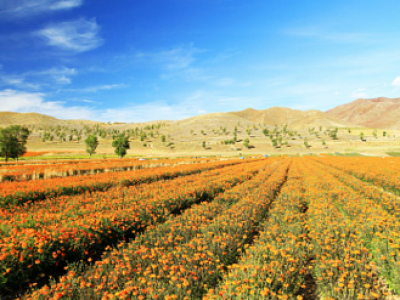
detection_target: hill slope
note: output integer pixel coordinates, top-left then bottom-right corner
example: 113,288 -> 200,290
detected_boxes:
0,112 -> 61,126
0,107 -> 356,130
326,97 -> 400,129
231,107 -> 353,128
0,112 -> 102,127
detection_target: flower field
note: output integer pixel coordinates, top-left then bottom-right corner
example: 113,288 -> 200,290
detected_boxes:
1,156 -> 400,299
0,158 -> 217,182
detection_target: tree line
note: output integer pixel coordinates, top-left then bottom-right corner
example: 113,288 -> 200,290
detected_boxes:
0,125 -> 132,161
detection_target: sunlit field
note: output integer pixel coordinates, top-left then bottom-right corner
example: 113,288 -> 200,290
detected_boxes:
0,156 -> 399,299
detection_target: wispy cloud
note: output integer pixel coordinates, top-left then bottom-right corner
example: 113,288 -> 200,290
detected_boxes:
36,18 -> 103,52
0,75 -> 41,90
99,99 -> 208,123
0,66 -> 77,90
0,0 -> 83,17
284,27 -> 374,44
392,76 -> 400,88
133,44 -> 205,70
27,67 -> 77,84
351,88 -> 368,98
0,89 -> 198,122
62,84 -> 127,93
0,89 -> 94,119
81,84 -> 127,93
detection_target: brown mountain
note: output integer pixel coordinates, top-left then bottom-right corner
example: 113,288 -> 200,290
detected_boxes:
326,97 -> 400,129
0,112 -> 100,127
0,112 -> 61,126
0,106 -> 356,130
230,107 -> 353,128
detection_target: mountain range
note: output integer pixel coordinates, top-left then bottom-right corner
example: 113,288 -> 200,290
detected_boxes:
1,97 -> 399,130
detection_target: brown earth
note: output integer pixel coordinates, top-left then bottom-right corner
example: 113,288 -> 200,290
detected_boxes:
326,97 -> 400,129
231,107 -> 354,129
3,103 -> 400,158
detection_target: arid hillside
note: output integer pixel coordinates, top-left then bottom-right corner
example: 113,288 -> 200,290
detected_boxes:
326,97 -> 400,129
0,107 -> 356,130
2,106 -> 400,158
230,107 -> 354,128
0,112 -> 99,127
0,112 -> 61,126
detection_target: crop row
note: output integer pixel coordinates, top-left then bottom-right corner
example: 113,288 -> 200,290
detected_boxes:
312,156 -> 400,194
205,156 -> 308,299
0,159 -> 248,207
1,159 -> 271,297
20,159 -> 290,299
0,158 -> 216,182
307,159 -> 400,297
205,157 -> 400,300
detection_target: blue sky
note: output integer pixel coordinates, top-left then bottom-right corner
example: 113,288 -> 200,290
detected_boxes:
1,0 -> 400,122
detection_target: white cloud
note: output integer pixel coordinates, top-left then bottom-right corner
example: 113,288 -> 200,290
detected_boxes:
28,67 -> 77,84
82,84 -> 127,93
351,88 -> 368,99
0,89 -> 198,122
99,102 -> 199,123
134,44 -> 204,70
0,66 -> 77,90
0,89 -> 94,119
284,27 -> 373,44
0,75 -> 41,90
392,76 -> 400,88
0,0 -> 83,17
36,18 -> 103,52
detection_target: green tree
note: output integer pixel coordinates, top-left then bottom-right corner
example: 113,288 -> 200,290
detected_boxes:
85,135 -> 99,158
383,131 -> 387,137
140,131 -> 147,142
161,135 -> 166,143
112,134 -> 130,158
360,132 -> 364,141
0,125 -> 30,162
243,138 -> 250,148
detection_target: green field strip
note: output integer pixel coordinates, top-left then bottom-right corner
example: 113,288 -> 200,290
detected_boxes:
0,161 -> 268,298
21,159 -> 291,300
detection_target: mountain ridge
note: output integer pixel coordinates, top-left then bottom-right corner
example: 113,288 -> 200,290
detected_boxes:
326,97 -> 400,129
1,96 -> 400,129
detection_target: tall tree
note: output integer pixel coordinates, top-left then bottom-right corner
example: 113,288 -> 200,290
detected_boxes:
85,135 -> 99,158
0,125 -> 30,162
112,134 -> 130,158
